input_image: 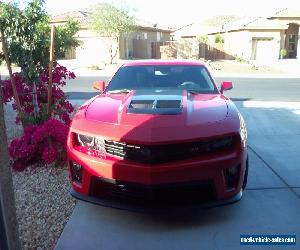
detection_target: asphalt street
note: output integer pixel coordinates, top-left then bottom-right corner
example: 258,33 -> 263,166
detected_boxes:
64,76 -> 300,101
56,76 -> 300,250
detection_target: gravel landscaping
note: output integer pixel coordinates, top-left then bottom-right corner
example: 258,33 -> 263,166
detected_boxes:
4,104 -> 76,249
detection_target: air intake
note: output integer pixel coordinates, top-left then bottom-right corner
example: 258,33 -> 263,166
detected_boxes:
128,99 -> 182,115
127,89 -> 183,115
156,100 -> 182,109
129,100 -> 154,109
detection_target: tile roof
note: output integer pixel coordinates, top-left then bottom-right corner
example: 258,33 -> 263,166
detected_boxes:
50,10 -> 172,32
270,8 -> 300,18
172,23 -> 218,37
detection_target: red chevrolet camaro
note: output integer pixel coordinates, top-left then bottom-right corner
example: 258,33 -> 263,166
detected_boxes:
67,60 -> 248,211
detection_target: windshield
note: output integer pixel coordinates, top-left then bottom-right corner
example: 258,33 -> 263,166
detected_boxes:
105,65 -> 218,94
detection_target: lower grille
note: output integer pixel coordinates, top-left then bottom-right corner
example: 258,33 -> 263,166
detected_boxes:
104,136 -> 235,164
90,177 -> 216,207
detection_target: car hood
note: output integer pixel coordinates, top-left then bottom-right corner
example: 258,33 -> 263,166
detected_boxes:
85,89 -> 227,125
72,89 -> 239,143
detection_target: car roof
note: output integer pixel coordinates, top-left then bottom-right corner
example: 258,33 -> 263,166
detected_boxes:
122,59 -> 206,67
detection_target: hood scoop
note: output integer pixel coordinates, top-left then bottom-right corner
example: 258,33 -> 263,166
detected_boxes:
129,100 -> 154,109
128,99 -> 183,115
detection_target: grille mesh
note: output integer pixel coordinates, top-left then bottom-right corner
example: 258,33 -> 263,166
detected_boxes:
104,136 -> 235,164
90,177 -> 216,206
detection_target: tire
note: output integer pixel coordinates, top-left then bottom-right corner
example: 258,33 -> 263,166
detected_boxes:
242,155 -> 249,190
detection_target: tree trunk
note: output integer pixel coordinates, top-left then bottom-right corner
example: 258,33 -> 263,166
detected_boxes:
0,30 -> 23,126
110,37 -> 119,64
47,25 -> 55,116
0,85 -> 21,249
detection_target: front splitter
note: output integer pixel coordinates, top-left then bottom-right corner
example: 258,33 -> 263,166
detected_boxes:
71,188 -> 242,213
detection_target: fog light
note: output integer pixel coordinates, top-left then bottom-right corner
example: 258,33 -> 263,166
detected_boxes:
228,165 -> 239,175
224,165 -> 240,189
71,161 -> 83,184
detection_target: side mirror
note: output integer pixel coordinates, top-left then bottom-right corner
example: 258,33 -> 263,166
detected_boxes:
221,81 -> 233,93
93,81 -> 105,93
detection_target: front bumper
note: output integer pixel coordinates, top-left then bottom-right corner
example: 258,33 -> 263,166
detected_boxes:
67,137 -> 247,211
71,187 -> 243,213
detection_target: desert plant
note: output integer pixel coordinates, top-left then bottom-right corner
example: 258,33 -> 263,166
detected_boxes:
280,48 -> 287,59
197,35 -> 208,43
215,33 -> 224,43
2,65 -> 75,171
9,118 -> 69,171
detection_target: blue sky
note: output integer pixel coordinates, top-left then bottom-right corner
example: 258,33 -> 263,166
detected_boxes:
10,0 -> 300,26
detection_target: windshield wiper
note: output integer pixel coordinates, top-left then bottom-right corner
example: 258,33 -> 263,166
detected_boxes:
106,89 -> 132,94
186,89 -> 203,94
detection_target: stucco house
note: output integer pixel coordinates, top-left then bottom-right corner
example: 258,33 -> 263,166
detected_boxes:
172,9 -> 300,61
51,10 -> 172,64
206,9 -> 300,61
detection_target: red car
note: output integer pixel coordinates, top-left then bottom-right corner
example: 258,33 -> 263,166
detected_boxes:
67,60 -> 248,211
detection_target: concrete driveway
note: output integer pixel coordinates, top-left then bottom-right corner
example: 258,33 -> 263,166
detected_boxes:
56,78 -> 300,250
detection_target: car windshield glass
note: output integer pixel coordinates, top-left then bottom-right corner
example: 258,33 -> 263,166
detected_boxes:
105,65 -> 218,94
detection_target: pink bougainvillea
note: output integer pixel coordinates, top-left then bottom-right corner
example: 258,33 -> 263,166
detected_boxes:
1,65 -> 76,171
8,118 -> 70,171
1,64 -> 75,125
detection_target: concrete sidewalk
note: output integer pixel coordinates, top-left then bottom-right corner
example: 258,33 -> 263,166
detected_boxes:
56,101 -> 300,249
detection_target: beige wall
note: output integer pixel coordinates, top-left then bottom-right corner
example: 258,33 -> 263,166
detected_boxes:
208,29 -> 282,61
124,29 -> 171,59
249,30 -> 282,61
56,22 -> 171,62
176,38 -> 199,59
75,28 -> 119,65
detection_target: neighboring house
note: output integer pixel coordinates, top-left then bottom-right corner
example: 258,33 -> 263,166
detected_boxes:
50,10 -> 172,64
172,9 -> 300,61
172,23 -> 217,38
206,9 -> 300,61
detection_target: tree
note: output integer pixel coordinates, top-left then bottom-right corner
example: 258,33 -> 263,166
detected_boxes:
0,0 -> 78,170
0,0 -> 80,125
0,85 -> 21,250
205,15 -> 241,29
0,0 -> 80,81
88,3 -> 136,64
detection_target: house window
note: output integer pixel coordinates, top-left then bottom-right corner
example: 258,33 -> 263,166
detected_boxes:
288,34 -> 296,51
157,32 -> 162,41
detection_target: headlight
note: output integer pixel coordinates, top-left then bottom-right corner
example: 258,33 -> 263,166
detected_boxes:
238,113 -> 247,147
94,137 -> 106,153
77,134 -> 94,147
76,134 -> 106,153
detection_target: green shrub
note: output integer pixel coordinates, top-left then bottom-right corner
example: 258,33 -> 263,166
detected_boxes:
214,33 -> 224,43
280,48 -> 287,59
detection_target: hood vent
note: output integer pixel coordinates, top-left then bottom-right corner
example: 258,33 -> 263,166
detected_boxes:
128,99 -> 183,115
129,100 -> 154,109
156,100 -> 182,109
127,89 -> 183,115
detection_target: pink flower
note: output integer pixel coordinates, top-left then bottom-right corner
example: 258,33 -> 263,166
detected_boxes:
12,161 -> 26,172
42,145 -> 58,164
5,65 -> 76,171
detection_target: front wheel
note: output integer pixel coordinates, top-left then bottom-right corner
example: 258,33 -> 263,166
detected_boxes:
242,155 -> 249,190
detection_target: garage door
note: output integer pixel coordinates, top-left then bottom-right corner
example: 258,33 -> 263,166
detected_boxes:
252,38 -> 277,61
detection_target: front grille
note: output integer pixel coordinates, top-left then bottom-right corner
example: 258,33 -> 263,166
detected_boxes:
90,177 -> 216,206
104,136 -> 235,164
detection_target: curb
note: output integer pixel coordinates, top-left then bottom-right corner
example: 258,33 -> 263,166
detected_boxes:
211,72 -> 300,79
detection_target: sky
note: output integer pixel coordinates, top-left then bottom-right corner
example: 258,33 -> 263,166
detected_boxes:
12,0 -> 300,27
